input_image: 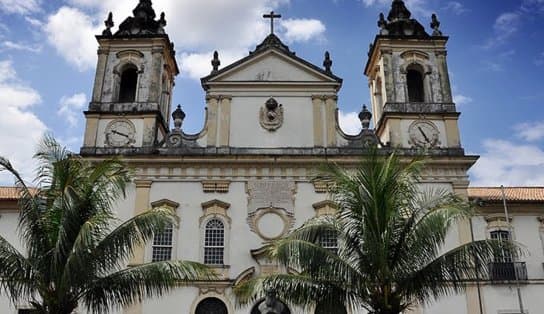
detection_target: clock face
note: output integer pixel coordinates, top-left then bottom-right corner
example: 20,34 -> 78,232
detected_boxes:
105,119 -> 136,147
408,120 -> 440,148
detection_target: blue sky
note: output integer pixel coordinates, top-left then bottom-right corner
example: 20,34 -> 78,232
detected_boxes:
0,0 -> 543,186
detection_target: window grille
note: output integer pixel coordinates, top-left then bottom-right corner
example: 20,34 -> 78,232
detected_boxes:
319,230 -> 338,255
204,219 -> 224,265
152,223 -> 173,262
491,230 -> 512,263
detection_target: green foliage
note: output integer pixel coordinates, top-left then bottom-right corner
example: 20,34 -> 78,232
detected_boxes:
0,135 -> 215,313
234,151 -> 520,314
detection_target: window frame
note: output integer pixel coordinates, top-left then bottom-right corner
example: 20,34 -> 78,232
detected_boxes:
151,222 -> 175,262
203,218 -> 226,266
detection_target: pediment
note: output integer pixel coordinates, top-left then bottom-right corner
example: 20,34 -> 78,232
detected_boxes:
202,49 -> 342,85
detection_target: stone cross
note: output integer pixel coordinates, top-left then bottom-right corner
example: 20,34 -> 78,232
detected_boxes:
263,11 -> 282,34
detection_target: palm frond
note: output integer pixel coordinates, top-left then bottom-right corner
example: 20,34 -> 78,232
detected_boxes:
82,261 -> 215,313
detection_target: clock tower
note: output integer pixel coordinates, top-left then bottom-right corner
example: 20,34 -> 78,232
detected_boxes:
82,0 -> 178,152
365,0 -> 461,151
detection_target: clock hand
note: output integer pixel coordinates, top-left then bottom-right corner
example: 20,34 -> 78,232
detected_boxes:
112,130 -> 130,138
418,126 -> 431,143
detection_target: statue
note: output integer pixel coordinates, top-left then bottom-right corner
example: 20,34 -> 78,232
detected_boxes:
257,289 -> 287,314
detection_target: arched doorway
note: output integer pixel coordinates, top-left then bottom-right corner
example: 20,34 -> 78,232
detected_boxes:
195,297 -> 228,314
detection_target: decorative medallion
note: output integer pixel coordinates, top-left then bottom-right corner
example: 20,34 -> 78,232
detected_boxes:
259,98 -> 283,131
408,120 -> 440,148
104,119 -> 136,147
247,207 -> 294,241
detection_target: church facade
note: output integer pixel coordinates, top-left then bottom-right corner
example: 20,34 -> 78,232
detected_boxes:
1,0 -> 543,313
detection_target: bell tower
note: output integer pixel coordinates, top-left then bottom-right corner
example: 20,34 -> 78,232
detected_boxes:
365,0 -> 461,150
82,0 -> 179,152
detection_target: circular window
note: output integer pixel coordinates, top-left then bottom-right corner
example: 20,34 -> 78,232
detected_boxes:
195,297 -> 228,314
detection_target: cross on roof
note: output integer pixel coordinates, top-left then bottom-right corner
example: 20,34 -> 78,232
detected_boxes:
263,11 -> 282,34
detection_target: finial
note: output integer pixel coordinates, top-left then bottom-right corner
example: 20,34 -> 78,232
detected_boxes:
358,105 -> 372,130
378,13 -> 388,35
172,105 -> 186,130
211,51 -> 220,73
323,51 -> 332,74
431,13 -> 442,36
159,12 -> 167,27
102,12 -> 114,36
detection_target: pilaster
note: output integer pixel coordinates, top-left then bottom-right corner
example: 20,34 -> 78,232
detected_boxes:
83,113 -> 99,147
444,117 -> 461,148
312,95 -> 324,147
92,47 -> 109,103
148,47 -> 163,103
218,96 -> 232,147
206,96 -> 219,147
324,95 -> 337,147
436,51 -> 453,103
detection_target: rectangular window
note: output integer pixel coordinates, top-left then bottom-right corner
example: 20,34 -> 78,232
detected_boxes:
491,230 -> 512,263
319,230 -> 338,255
152,224 -> 173,262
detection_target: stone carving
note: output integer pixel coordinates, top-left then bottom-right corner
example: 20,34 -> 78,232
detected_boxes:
259,98 -> 284,131
257,290 -> 287,314
246,180 -> 296,214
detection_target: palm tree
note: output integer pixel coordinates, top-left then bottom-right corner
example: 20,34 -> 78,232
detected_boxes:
235,152 -> 517,314
0,136 -> 214,314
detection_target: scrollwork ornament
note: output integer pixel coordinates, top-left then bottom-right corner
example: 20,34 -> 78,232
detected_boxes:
259,98 -> 284,131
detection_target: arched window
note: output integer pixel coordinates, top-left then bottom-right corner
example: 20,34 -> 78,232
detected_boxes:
118,66 -> 138,102
204,219 -> 225,265
406,65 -> 425,103
151,223 -> 173,262
195,297 -> 228,314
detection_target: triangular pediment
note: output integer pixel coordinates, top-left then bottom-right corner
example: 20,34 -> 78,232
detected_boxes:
202,48 -> 342,86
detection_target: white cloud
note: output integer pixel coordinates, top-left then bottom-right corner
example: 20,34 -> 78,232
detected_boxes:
483,12 -> 522,49
0,60 -> 47,185
470,139 -> 544,186
444,1 -> 468,15
44,6 -> 100,71
514,121 -> 544,142
453,94 -> 472,105
280,18 -> 326,43
57,93 -> 87,128
1,41 -> 42,53
43,0 -> 325,77
178,50 -> 245,80
338,110 -> 362,135
0,0 -> 41,15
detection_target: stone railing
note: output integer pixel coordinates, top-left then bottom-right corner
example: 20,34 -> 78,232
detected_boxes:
88,102 -> 160,113
383,102 -> 457,114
